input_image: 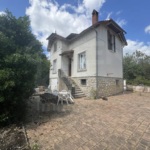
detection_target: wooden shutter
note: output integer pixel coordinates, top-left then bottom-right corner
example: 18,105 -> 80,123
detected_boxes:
114,35 -> 116,52
107,30 -> 112,50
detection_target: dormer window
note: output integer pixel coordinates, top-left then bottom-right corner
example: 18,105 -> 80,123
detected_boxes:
107,30 -> 115,52
54,42 -> 57,52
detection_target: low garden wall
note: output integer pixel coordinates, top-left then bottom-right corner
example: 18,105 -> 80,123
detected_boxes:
127,85 -> 150,92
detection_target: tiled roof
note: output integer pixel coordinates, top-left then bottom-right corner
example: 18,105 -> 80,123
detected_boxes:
47,19 -> 127,51
59,50 -> 74,56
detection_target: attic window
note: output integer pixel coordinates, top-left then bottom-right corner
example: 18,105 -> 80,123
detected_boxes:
54,42 -> 57,52
107,30 -> 115,52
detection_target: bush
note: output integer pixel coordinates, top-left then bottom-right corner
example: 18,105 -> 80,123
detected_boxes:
127,76 -> 150,86
0,10 -> 49,126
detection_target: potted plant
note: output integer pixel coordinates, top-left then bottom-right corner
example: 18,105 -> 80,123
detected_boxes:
72,82 -> 76,87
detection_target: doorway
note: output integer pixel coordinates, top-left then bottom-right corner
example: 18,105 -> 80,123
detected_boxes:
68,58 -> 71,76
51,79 -> 57,91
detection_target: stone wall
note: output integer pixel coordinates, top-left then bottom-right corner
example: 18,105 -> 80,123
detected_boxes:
98,77 -> 123,97
72,77 -> 96,97
72,76 -> 123,97
58,78 -> 68,91
132,85 -> 150,93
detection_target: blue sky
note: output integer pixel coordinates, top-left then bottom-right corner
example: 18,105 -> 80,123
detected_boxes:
0,0 -> 150,56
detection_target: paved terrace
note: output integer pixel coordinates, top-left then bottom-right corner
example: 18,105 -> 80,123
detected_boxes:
26,92 -> 150,150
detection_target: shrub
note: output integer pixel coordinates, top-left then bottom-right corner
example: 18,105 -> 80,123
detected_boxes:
0,10 -> 49,126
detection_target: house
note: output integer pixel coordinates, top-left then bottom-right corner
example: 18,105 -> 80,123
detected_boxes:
47,9 -> 127,98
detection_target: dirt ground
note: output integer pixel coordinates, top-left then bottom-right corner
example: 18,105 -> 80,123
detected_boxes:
0,124 -> 28,150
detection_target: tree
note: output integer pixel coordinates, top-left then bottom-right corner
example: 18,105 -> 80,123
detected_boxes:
0,9 -> 49,126
123,50 -> 150,85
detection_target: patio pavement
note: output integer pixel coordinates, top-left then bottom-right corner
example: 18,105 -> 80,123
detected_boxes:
26,92 -> 150,150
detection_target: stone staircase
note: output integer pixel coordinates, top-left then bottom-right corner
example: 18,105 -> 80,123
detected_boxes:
69,78 -> 86,99
73,84 -> 86,98
58,69 -> 85,99
62,76 -> 72,90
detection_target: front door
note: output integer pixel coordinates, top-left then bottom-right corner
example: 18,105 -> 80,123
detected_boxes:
68,58 -> 71,76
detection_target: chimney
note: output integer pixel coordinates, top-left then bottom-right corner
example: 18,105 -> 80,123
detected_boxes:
92,9 -> 99,25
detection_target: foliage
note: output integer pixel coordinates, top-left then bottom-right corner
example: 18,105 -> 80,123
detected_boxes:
31,141 -> 40,150
123,50 -> 150,86
0,9 -> 50,126
90,87 -> 98,99
36,59 -> 51,87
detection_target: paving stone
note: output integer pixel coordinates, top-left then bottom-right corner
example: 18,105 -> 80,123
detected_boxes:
26,93 -> 150,150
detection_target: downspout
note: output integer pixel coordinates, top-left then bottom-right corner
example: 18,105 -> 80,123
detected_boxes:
122,45 -> 124,93
92,27 -> 99,99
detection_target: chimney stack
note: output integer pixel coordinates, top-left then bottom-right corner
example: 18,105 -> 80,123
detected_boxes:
92,9 -> 99,25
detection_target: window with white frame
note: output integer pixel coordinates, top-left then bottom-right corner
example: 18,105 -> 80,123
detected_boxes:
53,59 -> 57,73
107,30 -> 115,52
78,52 -> 86,70
54,42 -> 57,52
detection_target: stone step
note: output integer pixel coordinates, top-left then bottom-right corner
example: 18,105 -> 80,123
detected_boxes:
75,91 -> 84,94
62,77 -> 86,98
74,93 -> 85,96
75,86 -> 80,89
74,95 -> 86,98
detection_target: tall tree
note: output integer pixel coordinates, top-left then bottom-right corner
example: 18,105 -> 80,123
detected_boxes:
0,9 -> 49,126
123,50 -> 150,85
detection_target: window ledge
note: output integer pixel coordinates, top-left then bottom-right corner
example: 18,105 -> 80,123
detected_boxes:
80,85 -> 87,87
52,72 -> 57,74
108,50 -> 116,53
77,69 -> 87,72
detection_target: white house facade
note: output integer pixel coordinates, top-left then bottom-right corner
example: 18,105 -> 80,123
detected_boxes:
47,9 -> 127,98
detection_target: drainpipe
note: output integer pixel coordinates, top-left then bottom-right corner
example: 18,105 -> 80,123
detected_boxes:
92,27 -> 99,99
122,45 -> 124,93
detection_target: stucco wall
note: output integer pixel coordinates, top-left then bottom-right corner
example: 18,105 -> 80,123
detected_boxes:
69,30 -> 96,77
50,39 -> 62,79
97,25 -> 123,78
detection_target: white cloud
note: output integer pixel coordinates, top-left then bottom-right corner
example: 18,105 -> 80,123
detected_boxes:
26,0 -> 106,48
124,39 -> 150,55
46,52 -> 50,60
83,0 -> 106,16
116,19 -> 127,27
116,11 -> 122,15
0,11 -> 5,16
105,12 -> 112,20
145,25 -> 150,34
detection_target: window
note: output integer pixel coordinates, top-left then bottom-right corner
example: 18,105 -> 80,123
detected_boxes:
78,52 -> 86,70
81,79 -> 86,85
116,80 -> 119,85
53,59 -> 57,73
54,42 -> 57,52
107,30 -> 115,52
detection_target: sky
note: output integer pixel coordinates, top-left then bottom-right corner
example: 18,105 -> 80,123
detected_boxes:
0,0 -> 150,57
